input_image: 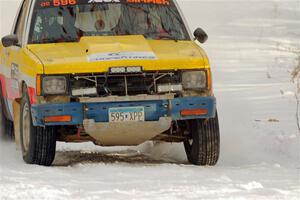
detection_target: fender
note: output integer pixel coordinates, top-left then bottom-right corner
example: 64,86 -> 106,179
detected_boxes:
1,74 -> 36,121
0,76 -> 13,121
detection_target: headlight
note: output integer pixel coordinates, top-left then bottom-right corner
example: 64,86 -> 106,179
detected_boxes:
182,71 -> 207,90
42,76 -> 68,95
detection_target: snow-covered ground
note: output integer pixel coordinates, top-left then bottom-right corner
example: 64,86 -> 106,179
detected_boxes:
1,0 -> 300,199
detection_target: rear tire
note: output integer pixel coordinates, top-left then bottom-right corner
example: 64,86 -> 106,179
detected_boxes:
20,89 -> 56,166
183,112 -> 220,166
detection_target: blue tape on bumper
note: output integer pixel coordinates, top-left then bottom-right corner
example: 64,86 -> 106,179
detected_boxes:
31,96 -> 216,126
171,96 -> 216,120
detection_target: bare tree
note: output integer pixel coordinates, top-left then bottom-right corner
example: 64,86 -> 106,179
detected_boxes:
291,56 -> 300,132
276,44 -> 300,132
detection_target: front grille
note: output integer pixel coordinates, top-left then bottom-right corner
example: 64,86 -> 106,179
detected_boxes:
70,71 -> 181,97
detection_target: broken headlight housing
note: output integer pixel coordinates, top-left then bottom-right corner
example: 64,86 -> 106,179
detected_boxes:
182,70 -> 207,90
41,76 -> 68,95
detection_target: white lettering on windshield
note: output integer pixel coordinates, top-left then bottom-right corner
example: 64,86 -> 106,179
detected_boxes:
88,0 -> 121,3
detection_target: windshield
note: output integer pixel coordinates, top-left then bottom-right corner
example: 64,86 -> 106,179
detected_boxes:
28,0 -> 190,44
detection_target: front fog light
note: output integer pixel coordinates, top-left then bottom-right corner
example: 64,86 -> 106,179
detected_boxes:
182,71 -> 207,90
109,66 -> 142,74
126,66 -> 142,73
157,84 -> 183,93
110,67 -> 126,74
42,76 -> 67,95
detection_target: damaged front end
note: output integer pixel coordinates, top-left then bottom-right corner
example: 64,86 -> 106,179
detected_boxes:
32,69 -> 215,146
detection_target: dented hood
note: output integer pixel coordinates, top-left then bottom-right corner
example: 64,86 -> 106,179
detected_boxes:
27,35 -> 209,74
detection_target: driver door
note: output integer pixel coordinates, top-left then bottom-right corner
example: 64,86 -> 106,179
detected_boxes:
2,0 -> 30,120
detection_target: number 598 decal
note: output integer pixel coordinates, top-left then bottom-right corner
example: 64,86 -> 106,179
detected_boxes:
53,0 -> 77,6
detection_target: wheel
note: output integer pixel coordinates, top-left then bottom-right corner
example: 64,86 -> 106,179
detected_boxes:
20,89 -> 56,166
183,112 -> 220,166
0,87 -> 14,140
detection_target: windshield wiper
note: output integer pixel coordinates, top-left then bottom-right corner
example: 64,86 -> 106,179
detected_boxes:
32,37 -> 78,44
158,35 -> 179,42
145,32 -> 179,42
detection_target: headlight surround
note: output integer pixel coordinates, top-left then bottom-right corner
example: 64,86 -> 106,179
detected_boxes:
41,76 -> 68,95
182,71 -> 207,90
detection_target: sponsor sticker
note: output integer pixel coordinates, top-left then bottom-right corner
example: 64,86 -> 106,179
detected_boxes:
125,0 -> 169,5
40,0 -> 77,8
88,0 -> 121,3
88,51 -> 157,62
37,0 -> 170,8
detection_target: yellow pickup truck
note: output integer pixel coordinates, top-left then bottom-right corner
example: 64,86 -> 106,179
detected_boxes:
0,0 -> 220,166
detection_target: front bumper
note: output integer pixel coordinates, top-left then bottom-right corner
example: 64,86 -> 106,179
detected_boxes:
31,96 -> 216,126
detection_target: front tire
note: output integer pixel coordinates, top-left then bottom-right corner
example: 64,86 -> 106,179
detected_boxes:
183,112 -> 220,166
20,90 -> 56,166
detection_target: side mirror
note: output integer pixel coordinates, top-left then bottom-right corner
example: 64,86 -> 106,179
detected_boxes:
1,34 -> 19,47
193,28 -> 208,44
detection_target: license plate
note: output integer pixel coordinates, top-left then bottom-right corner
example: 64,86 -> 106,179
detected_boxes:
109,107 -> 145,122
